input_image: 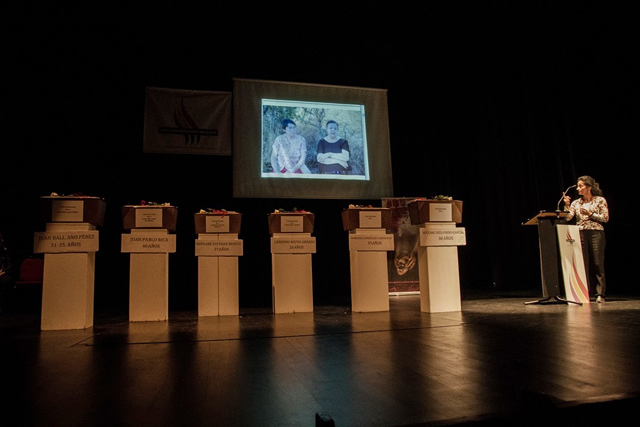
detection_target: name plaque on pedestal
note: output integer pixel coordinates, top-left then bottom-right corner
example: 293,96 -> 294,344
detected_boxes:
429,203 -> 453,222
419,227 -> 467,246
195,239 -> 243,256
271,237 -> 317,254
359,211 -> 382,228
121,234 -> 177,253
34,230 -> 100,253
135,209 -> 163,228
207,216 -> 229,233
348,234 -> 394,251
51,200 -> 84,222
281,216 -> 304,233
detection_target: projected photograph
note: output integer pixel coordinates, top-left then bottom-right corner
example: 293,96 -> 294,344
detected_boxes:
261,99 -> 369,180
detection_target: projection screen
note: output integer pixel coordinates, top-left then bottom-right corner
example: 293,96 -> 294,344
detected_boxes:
232,78 -> 393,199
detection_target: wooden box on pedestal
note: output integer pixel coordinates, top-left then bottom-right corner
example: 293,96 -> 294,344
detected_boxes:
194,211 -> 242,234
39,195 -> 107,226
407,199 -> 463,224
341,207 -> 393,231
122,204 -> 178,231
268,212 -> 314,234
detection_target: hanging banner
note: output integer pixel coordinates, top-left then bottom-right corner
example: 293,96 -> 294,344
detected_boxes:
143,87 -> 232,155
382,197 -> 421,294
556,224 -> 590,304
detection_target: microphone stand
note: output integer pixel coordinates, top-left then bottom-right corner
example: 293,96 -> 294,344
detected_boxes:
556,185 -> 576,211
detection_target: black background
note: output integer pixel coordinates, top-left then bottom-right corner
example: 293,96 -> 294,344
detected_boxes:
3,2 -> 638,312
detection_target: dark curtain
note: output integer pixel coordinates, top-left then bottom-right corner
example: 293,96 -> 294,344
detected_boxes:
2,3 -> 637,311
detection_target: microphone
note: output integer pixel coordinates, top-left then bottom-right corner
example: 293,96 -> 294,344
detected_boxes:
557,184 -> 577,211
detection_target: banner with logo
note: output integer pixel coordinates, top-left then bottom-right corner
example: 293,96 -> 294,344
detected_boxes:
143,87 -> 232,155
556,224 -> 590,304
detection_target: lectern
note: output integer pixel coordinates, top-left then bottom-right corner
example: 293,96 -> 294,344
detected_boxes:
523,211 -> 582,305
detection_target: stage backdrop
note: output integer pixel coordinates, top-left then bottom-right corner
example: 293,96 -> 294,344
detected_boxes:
143,87 -> 232,155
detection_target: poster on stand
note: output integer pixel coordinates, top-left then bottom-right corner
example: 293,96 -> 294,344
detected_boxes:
383,198 -> 421,294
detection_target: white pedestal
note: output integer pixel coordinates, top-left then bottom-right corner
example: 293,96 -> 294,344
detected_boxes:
271,233 -> 314,313
39,223 -> 97,330
349,229 -> 391,312
124,229 -> 175,322
196,234 -> 240,316
129,253 -> 168,321
418,223 -> 464,313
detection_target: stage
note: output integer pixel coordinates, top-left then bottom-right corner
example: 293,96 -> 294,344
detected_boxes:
2,290 -> 639,426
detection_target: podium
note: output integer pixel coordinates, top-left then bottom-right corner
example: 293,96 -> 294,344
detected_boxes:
34,196 -> 105,330
342,207 -> 394,312
121,205 -> 178,321
269,212 -> 315,313
407,199 -> 466,313
523,211 -> 583,305
194,212 -> 243,316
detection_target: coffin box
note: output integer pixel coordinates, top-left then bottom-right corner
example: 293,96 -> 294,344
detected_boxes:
122,205 -> 178,231
407,200 -> 463,224
268,213 -> 314,234
341,208 -> 393,231
194,212 -> 242,234
39,196 -> 107,227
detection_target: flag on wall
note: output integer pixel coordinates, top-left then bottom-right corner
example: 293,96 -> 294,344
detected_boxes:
143,87 -> 232,155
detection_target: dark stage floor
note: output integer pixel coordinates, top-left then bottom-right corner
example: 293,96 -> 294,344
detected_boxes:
2,290 -> 640,426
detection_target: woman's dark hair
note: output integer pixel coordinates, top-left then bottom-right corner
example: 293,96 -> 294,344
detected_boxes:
577,175 -> 603,197
326,120 -> 338,128
281,119 -> 296,130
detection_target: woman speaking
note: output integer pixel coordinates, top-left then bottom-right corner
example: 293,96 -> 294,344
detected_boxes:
563,176 -> 609,302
